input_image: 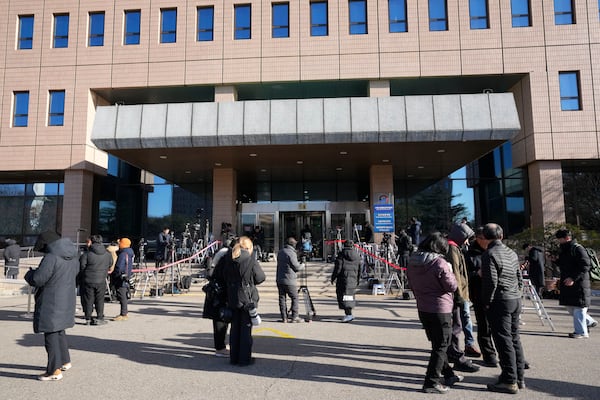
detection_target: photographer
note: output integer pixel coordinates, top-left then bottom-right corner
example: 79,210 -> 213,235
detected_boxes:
156,227 -> 171,269
223,236 -> 265,366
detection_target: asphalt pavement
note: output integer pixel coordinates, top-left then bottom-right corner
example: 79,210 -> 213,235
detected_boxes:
1,285 -> 599,400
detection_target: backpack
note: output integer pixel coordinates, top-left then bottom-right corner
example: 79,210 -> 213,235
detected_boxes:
572,244 -> 600,282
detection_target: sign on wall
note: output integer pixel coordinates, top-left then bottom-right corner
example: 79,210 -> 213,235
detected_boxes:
373,192 -> 395,233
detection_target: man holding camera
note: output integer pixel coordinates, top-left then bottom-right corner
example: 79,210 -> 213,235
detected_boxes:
156,227 -> 172,269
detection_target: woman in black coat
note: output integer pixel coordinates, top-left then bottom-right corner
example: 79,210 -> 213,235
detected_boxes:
331,240 -> 361,323
25,231 -> 80,381
223,236 -> 265,366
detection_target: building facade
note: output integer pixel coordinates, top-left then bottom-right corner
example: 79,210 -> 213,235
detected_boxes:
1,1 -> 599,251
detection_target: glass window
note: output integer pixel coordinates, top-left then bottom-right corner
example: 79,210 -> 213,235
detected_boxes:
197,6 -> 214,41
272,3 -> 290,38
13,91 -> 29,127
0,197 -> 25,235
511,0 -> 531,27
124,10 -> 141,45
0,184 -> 26,196
388,0 -> 407,33
234,4 -> 252,40
559,71 -> 581,111
469,0 -> 489,29
53,14 -> 69,48
554,0 -> 575,25
88,12 -> 105,46
48,90 -> 65,126
429,0 -> 448,31
18,15 -> 34,50
160,8 -> 177,43
349,0 -> 368,35
310,1 -> 328,36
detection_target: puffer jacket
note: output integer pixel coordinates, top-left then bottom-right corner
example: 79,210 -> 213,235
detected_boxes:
481,239 -> 523,305
24,238 -> 79,333
408,251 -> 457,314
557,239 -> 591,308
276,244 -> 303,285
331,246 -> 361,309
80,242 -> 113,285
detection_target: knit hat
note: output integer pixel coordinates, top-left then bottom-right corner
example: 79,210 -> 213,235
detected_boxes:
448,223 -> 475,244
119,238 -> 131,249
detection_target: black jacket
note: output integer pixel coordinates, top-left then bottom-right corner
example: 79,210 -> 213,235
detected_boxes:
79,243 -> 113,285
24,238 -> 79,333
331,246 -> 361,309
557,239 -> 591,308
481,240 -> 523,305
224,250 -> 266,310
3,240 -> 20,266
526,246 -> 545,289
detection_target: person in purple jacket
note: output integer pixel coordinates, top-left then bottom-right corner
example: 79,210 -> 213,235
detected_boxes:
407,232 -> 463,394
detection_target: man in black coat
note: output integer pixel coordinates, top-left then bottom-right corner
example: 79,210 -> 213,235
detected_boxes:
276,237 -> 304,323
481,223 -> 525,394
522,243 -> 545,295
80,235 -> 113,325
25,231 -> 79,381
554,229 -> 593,338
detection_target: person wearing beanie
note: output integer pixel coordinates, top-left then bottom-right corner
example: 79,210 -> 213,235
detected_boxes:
24,231 -> 79,381
445,222 -> 480,373
112,237 -> 134,321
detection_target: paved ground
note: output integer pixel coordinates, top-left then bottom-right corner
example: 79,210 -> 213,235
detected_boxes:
1,284 -> 599,400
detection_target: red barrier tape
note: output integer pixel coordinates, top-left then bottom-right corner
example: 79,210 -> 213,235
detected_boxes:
131,241 -> 221,273
353,244 -> 406,271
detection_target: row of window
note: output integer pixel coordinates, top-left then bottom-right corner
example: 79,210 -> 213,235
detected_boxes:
13,91 -> 65,127
16,0 -> 600,48
7,71 -> 582,128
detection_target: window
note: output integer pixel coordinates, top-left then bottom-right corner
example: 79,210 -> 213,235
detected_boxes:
197,7 -> 214,41
234,4 -> 251,40
53,14 -> 69,48
349,0 -> 367,35
18,15 -> 34,50
310,1 -> 328,36
469,0 -> 489,29
272,3 -> 289,38
124,10 -> 141,45
554,0 -> 575,25
88,12 -> 105,46
388,0 -> 407,33
511,0 -> 531,27
429,0 -> 448,31
559,71 -> 581,111
13,92 -> 29,127
160,8 -> 177,43
48,90 -> 65,126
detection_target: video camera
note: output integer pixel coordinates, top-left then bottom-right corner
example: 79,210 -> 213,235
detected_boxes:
382,232 -> 392,244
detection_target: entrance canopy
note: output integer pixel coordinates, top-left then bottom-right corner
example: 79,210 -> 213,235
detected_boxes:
91,93 -> 520,190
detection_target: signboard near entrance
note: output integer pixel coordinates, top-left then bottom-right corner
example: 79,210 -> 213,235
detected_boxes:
373,192 -> 394,233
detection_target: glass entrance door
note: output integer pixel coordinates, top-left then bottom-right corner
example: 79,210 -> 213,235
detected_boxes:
280,212 -> 324,259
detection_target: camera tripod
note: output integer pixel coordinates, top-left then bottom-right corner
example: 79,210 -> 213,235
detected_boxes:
298,257 -> 316,322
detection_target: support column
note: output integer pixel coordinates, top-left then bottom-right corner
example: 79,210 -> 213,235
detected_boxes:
212,168 -> 237,240
369,164 -> 394,243
215,85 -> 238,102
527,161 -> 565,228
62,169 -> 94,243
369,80 -> 390,97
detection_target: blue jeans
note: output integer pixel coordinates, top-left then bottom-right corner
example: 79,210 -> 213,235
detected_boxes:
586,313 -> 597,326
566,306 -> 588,336
461,301 -> 475,346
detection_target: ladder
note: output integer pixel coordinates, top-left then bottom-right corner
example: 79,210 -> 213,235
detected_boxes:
384,270 -> 403,295
522,279 -> 555,331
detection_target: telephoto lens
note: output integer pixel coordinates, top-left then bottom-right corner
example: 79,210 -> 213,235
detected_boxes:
248,306 -> 261,326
